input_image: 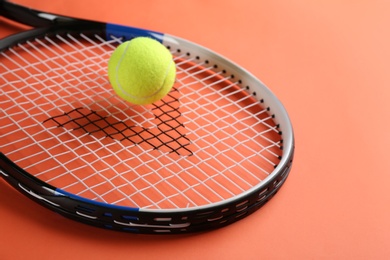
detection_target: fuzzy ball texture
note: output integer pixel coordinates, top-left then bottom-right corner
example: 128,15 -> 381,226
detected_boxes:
108,37 -> 176,105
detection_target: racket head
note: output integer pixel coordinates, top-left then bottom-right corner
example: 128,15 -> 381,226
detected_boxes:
0,1 -> 294,233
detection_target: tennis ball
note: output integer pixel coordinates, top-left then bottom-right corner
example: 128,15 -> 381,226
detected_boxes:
108,37 -> 176,105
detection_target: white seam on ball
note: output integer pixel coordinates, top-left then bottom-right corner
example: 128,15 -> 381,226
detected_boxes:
115,41 -> 131,97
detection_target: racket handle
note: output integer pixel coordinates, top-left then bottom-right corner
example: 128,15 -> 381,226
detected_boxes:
0,1 -> 75,27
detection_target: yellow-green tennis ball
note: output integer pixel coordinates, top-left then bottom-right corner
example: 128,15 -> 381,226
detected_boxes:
107,37 -> 176,105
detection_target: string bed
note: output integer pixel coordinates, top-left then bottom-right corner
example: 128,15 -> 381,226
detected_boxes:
0,32 -> 283,210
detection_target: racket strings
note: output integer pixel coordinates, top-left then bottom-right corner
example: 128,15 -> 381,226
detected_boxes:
42,91 -> 192,156
0,32 -> 283,209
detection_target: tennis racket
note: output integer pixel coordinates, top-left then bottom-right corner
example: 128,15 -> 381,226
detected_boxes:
0,0 -> 294,234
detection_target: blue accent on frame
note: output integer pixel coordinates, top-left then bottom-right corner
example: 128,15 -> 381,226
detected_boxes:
106,23 -> 164,43
56,188 -> 139,212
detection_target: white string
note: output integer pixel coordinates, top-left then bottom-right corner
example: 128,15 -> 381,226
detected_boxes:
0,33 -> 282,210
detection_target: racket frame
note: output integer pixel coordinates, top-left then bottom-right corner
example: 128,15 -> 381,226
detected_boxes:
0,0 -> 294,234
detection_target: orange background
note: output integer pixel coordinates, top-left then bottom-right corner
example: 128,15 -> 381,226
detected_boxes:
1,0 -> 390,259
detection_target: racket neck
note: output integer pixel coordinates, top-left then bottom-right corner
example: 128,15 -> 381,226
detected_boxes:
0,1 -> 88,28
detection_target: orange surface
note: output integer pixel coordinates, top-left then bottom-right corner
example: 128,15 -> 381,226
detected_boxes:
1,0 -> 390,259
